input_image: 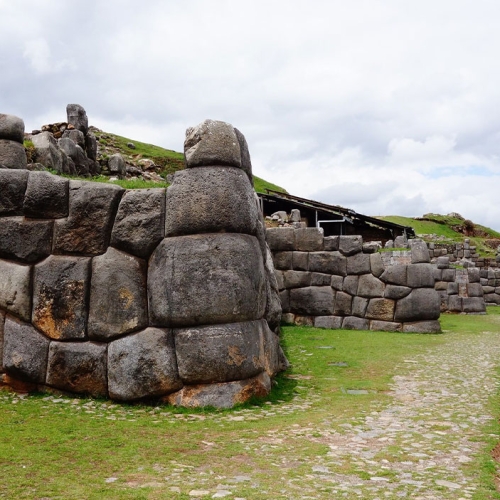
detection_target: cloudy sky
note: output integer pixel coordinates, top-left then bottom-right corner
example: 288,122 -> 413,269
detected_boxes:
2,1 -> 500,230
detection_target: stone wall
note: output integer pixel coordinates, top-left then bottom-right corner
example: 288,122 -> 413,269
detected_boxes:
0,116 -> 287,408
267,228 -> 441,333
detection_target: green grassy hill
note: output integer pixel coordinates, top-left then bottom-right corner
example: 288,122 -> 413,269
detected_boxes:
378,213 -> 500,256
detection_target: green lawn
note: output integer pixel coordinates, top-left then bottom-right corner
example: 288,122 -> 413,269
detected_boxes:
1,310 -> 499,499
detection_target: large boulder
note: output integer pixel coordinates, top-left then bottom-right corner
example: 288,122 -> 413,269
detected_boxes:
184,119 -> 242,168
108,328 -> 182,401
164,166 -> 258,237
108,153 -> 126,177
0,169 -> 28,215
46,341 -> 107,397
111,188 -> 166,258
308,251 -> 347,276
148,234 -> 266,327
88,247 -> 148,341
289,286 -> 334,315
66,104 -> 89,134
31,132 -> 67,173
0,140 -> 27,169
23,171 -> 69,218
266,227 -> 295,251
394,288 -> 441,322
33,256 -> 91,340
3,316 -> 50,383
174,321 -> 264,384
0,114 -> 25,143
53,181 -> 123,255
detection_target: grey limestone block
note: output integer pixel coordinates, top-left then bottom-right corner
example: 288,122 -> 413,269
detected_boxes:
0,217 -> 53,263
53,180 -> 123,255
447,282 -> 459,295
58,139 -> 90,176
0,140 -> 27,169
352,296 -> 368,317
165,166 -> 258,237
467,268 -> 480,283
311,272 -> 333,286
314,315 -> 343,329
0,260 -> 32,321
442,268 -> 456,282
0,169 -> 28,215
365,298 -> 395,322
174,320 -> 264,384
0,114 -> 25,143
31,132 -> 67,174
447,295 -> 463,312
111,188 -> 166,259
342,316 -> 369,330
108,153 -> 126,177
343,275 -> 359,295
273,251 -> 293,270
433,267 -> 443,281
275,270 -> 285,290
88,247 -> 147,341
62,128 -> 85,149
165,372 -> 271,409
324,235 -> 339,251
185,119 -> 242,168
346,252 -> 371,275
357,273 -> 385,298
23,171 -> 69,218
261,320 -> 288,377
292,251 -> 309,271
384,284 -> 411,300
108,327 -> 182,401
339,235 -> 363,256
484,293 -> 500,304
266,227 -> 295,251
394,289 -> 441,322
279,289 -> 290,312
294,228 -> 323,251
402,320 -> 441,333
410,239 -> 430,263
309,251 -> 346,276
66,104 -> 89,134
85,131 -> 98,161
467,282 -> 483,297
283,270 -> 311,289
289,286 -> 334,316
370,252 -> 385,277
434,281 -> 449,291
407,263 -> 435,288
3,316 -> 50,383
333,291 -> 352,316
370,320 -> 402,332
46,341 -> 107,397
380,265 -> 407,286
331,274 -> 344,291
148,233 -> 266,327
462,297 -> 486,314
33,255 -> 91,340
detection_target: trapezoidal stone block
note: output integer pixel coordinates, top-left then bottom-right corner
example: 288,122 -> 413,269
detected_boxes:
53,181 -> 123,255
165,372 -> 271,409
23,171 -> 69,219
33,256 -> 91,340
174,321 -> 265,384
46,341 -> 107,397
88,247 -> 148,341
3,316 -> 50,384
394,288 -> 441,322
165,166 -> 258,237
266,227 -> 295,251
148,233 -> 266,327
0,217 -> 53,263
0,139 -> 27,169
108,327 -> 182,401
308,251 -> 346,276
0,259 -> 32,321
0,169 -> 28,215
289,286 -> 334,316
110,188 -> 166,259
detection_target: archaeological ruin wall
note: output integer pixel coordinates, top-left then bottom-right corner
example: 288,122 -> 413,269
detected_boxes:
0,115 -> 287,408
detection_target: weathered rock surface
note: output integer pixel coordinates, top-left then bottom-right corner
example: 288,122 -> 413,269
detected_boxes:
0,114 -> 25,143
23,171 -> 69,218
289,286 -> 334,316
88,247 -> 147,340
46,341 -> 107,397
66,104 -> 89,134
33,256 -> 90,340
165,167 -> 258,237
395,289 -> 441,322
111,188 -> 165,258
3,316 -> 49,383
148,234 -> 266,327
108,328 -> 182,401
0,260 -> 32,321
175,321 -> 264,384
0,169 -> 28,215
0,140 -> 27,169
